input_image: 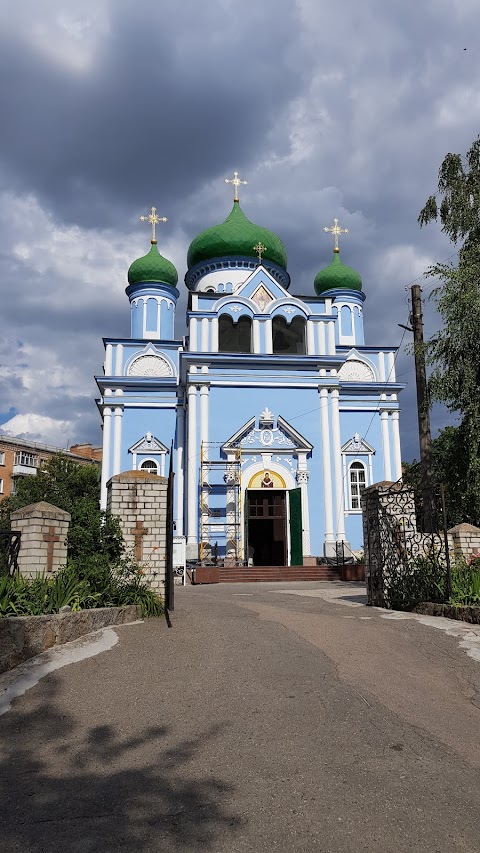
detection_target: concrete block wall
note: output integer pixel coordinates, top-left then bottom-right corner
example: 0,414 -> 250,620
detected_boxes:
107,471 -> 168,593
10,501 -> 70,579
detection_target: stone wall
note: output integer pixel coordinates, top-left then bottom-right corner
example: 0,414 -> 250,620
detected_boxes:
0,605 -> 141,673
10,501 -> 70,578
107,471 -> 168,593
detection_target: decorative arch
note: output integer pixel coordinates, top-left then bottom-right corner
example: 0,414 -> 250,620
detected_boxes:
242,460 -> 296,492
248,470 -> 286,489
125,344 -> 176,378
219,314 -> 252,353
140,458 -> 159,474
272,315 -> 306,354
338,358 -> 375,382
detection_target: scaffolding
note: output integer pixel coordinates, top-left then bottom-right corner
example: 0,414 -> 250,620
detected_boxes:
199,443 -> 242,565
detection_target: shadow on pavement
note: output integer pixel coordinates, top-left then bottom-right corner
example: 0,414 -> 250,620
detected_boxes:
0,676 -> 242,852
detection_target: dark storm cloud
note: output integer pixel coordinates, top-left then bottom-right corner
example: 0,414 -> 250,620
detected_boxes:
0,0 -> 304,228
1,0 -> 479,454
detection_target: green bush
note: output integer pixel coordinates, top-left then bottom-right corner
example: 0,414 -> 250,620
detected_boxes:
450,557 -> 480,606
0,556 -> 164,619
386,553 -> 480,611
387,554 -> 446,611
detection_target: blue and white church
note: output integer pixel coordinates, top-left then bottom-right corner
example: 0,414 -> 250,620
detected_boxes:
96,174 -> 404,565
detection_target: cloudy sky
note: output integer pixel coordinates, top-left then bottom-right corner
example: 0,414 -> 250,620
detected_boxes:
0,0 -> 478,460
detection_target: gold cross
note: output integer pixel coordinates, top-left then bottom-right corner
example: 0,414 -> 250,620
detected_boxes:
253,241 -> 267,264
324,217 -> 349,253
224,170 -> 248,202
140,206 -> 168,244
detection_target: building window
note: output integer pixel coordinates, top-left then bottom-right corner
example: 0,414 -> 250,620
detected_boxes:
350,462 -> 366,510
140,459 -> 159,474
272,316 -> 306,354
0,452 -> 4,465
0,478 -> 3,494
14,451 -> 37,467
219,314 -> 252,353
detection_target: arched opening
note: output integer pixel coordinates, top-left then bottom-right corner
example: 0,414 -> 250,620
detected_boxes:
219,314 -> 252,353
349,461 -> 366,509
272,316 -> 306,354
140,459 -> 159,475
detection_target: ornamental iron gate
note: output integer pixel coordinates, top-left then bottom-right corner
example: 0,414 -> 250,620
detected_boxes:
361,482 -> 451,608
0,530 -> 21,577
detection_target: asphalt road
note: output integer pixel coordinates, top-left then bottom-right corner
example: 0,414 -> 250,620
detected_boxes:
1,581 -> 480,853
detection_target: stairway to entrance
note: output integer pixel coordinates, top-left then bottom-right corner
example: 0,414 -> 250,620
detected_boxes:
218,565 -> 340,583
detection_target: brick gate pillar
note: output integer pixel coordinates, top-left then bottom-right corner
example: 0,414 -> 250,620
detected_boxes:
10,501 -> 71,579
106,471 -> 168,593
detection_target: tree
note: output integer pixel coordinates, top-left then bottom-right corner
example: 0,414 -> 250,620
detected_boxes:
418,136 -> 480,523
403,426 -> 475,527
0,455 -> 123,564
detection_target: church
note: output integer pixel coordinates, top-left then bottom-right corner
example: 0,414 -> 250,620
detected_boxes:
96,173 -> 404,566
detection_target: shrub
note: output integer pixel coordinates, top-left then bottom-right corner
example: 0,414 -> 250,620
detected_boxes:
0,556 -> 164,619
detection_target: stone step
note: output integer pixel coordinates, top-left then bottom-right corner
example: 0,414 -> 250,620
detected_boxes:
218,565 -> 340,583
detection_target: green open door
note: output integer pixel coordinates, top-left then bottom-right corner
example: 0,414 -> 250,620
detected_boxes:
289,487 -> 303,566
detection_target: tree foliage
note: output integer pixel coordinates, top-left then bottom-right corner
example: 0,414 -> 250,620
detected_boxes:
418,136 -> 480,522
0,455 -> 123,564
403,426 -> 477,527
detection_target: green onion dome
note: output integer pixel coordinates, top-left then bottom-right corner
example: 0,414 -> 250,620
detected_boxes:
314,249 -> 362,295
187,200 -> 288,270
128,242 -> 178,287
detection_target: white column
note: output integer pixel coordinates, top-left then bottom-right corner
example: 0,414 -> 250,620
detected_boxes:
157,299 -> 162,338
320,389 -> 335,551
318,322 -> 326,355
253,319 -> 261,353
381,410 -> 392,481
200,384 -> 209,449
211,317 -> 219,353
391,411 -> 402,481
330,389 -> 346,541
386,351 -> 396,381
186,384 -> 198,554
175,404 -> 185,536
265,318 -> 273,354
104,344 -> 113,375
201,318 -> 209,352
100,407 -> 112,510
189,317 -> 198,351
132,452 -> 137,470
114,344 -> 123,376
378,351 -> 386,382
306,321 -> 315,355
161,454 -> 166,477
112,407 -> 123,476
327,322 -> 336,354
296,463 -> 311,557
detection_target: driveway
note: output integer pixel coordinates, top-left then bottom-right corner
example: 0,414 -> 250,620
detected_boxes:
1,581 -> 479,852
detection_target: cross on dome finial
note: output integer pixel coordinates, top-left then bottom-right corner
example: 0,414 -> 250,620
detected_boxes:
224,170 -> 248,202
140,206 -> 168,244
253,241 -> 267,264
324,217 -> 349,253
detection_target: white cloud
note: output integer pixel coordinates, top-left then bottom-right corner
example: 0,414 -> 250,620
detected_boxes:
0,414 -> 72,447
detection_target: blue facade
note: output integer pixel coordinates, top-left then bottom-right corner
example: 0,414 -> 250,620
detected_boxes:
96,210 -> 404,564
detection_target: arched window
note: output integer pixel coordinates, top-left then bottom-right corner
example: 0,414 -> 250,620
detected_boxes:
349,461 -> 366,510
140,459 -> 159,474
272,316 -> 306,354
219,314 -> 252,353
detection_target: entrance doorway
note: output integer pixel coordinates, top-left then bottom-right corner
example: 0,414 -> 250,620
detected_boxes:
246,491 -> 287,565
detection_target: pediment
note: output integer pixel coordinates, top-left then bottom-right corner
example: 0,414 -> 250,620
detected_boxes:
222,409 -> 312,453
129,433 -> 169,454
235,267 -> 289,304
341,434 -> 375,454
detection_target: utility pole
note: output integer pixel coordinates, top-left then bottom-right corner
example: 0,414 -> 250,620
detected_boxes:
411,284 -> 436,532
